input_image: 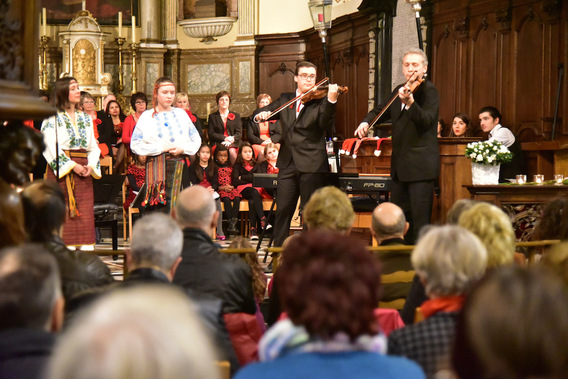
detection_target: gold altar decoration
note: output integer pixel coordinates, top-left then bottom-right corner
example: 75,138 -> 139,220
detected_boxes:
59,10 -> 111,100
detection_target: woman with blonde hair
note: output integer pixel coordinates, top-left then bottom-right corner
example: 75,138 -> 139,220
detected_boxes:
457,202 -> 516,268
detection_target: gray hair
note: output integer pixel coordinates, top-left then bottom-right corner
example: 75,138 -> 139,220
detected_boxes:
403,48 -> 428,66
47,285 -> 220,379
174,186 -> 216,227
446,199 -> 477,225
0,244 -> 61,330
412,225 -> 487,297
130,213 -> 183,272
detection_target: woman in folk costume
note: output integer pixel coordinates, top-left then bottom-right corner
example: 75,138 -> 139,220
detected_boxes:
41,77 -> 101,248
131,77 -> 201,213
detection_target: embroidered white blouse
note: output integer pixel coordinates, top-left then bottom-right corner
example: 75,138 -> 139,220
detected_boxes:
130,108 -> 201,156
41,110 -> 102,179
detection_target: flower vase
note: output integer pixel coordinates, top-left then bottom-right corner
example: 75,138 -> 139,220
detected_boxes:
471,163 -> 500,185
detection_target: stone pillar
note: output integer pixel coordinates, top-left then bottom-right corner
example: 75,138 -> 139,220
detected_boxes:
140,0 -> 162,45
163,0 -> 179,47
235,0 -> 255,45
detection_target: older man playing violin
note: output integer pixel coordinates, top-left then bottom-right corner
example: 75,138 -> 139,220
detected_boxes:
355,48 -> 439,244
253,61 -> 339,247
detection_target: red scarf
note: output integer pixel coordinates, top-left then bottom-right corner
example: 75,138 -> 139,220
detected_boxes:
420,295 -> 465,319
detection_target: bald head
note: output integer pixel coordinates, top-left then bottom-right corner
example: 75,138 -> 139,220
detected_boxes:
371,202 -> 407,242
174,186 -> 217,231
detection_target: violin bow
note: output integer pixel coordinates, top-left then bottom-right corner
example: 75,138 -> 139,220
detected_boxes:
254,77 -> 329,123
367,71 -> 423,132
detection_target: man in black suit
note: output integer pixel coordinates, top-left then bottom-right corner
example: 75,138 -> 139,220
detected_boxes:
355,48 -> 439,244
254,61 -> 339,246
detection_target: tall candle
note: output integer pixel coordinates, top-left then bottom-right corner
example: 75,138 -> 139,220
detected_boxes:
131,16 -> 136,43
42,8 -> 47,36
118,12 -> 122,38
206,102 -> 211,116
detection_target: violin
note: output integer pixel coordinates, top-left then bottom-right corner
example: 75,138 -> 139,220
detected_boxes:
365,71 -> 424,131
254,77 -> 347,123
301,85 -> 349,104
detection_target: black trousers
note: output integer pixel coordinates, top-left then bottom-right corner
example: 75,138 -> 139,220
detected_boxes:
274,161 -> 326,246
391,178 -> 435,245
240,187 -> 264,229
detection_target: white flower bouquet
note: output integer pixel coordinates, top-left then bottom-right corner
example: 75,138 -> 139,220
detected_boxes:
465,141 -> 512,165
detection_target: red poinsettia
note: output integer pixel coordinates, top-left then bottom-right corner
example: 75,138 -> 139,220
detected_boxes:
188,112 -> 197,123
93,118 -> 102,126
227,113 -> 235,121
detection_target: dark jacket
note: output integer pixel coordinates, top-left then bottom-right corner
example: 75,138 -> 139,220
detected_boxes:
363,80 -> 439,182
173,227 -> 256,315
96,110 -> 126,153
43,237 -> 114,302
232,162 -> 260,187
252,93 -> 336,173
208,111 -> 242,146
246,119 -> 279,145
124,267 -> 241,375
0,328 -> 55,379
188,164 -> 219,190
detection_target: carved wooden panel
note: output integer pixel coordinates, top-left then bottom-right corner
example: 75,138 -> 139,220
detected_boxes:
0,0 -> 55,120
431,0 -> 567,143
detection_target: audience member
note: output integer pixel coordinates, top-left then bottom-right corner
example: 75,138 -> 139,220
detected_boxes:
0,245 -> 64,379
248,94 -> 280,161
388,225 -> 488,378
448,112 -> 473,137
122,92 -> 148,150
229,236 -> 267,333
452,265 -> 568,379
236,231 -> 425,379
172,185 -> 256,313
0,122 -> 45,249
401,198 -> 478,325
175,92 -> 204,140
21,180 -> 114,303
370,202 -> 413,306
479,106 -> 525,182
532,197 -> 568,241
267,186 -> 355,327
125,212 -> 239,373
208,90 -> 242,164
172,185 -> 259,364
302,186 -> 355,234
47,285 -> 221,379
445,198 -> 477,225
458,202 -> 516,268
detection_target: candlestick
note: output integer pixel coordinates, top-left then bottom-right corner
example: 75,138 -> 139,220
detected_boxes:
116,37 -> 126,98
130,42 -> 139,94
42,8 -> 47,36
207,102 -> 211,116
131,16 -> 136,43
39,36 -> 50,91
118,12 -> 122,38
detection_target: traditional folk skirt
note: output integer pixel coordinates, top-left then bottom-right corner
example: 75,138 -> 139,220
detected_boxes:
46,151 -> 95,247
143,153 -> 188,215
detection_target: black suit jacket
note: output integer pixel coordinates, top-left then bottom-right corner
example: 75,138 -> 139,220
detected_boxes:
246,119 -> 280,145
208,111 -> 242,145
253,93 -> 336,173
364,80 -> 439,182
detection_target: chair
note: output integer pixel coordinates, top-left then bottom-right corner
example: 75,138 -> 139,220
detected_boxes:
93,174 -> 124,250
100,155 -> 113,175
216,361 -> 230,379
122,180 -> 140,242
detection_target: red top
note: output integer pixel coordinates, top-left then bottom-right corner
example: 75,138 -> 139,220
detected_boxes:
122,114 -> 138,144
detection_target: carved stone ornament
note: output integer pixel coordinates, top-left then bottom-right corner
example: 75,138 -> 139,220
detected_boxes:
0,0 -> 24,81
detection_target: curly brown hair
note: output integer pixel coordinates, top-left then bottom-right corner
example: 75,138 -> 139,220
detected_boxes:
278,231 -> 382,341
229,236 -> 266,302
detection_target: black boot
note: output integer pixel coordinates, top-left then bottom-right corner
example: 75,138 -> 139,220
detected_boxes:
227,218 -> 238,234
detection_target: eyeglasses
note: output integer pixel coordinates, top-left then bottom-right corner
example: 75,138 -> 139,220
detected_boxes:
297,73 -> 316,81
83,100 -> 95,104
135,101 -> 146,105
